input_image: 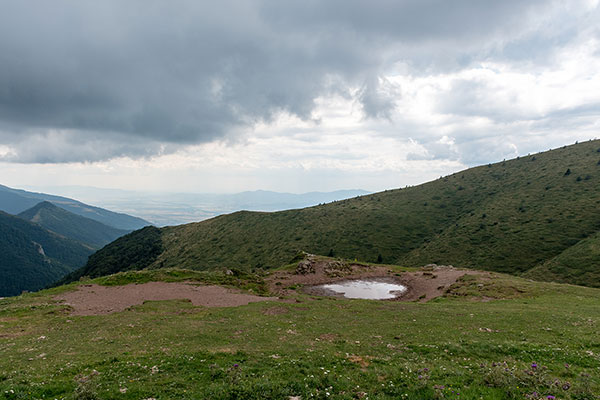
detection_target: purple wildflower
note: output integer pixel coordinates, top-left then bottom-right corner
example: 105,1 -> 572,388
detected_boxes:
547,396 -> 555,399
531,362 -> 538,369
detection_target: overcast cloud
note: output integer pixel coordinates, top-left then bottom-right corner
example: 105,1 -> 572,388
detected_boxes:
0,0 -> 599,192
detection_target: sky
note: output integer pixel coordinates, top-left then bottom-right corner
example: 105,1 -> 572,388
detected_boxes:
1,0 -> 599,194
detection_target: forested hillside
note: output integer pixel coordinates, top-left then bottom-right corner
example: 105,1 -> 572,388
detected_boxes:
0,211 -> 93,296
18,201 -> 129,249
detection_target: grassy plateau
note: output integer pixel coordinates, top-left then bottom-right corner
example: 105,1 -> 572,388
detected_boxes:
1,267 -> 599,400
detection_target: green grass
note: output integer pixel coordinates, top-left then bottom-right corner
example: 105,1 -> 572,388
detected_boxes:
71,140 -> 600,287
523,231 -> 600,287
1,269 -> 599,399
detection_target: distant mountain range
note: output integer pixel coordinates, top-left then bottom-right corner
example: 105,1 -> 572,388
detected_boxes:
0,184 -> 149,230
23,187 -> 371,226
65,140 -> 600,288
0,183 -> 372,295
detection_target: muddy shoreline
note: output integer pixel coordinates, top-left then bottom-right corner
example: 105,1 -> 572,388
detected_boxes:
267,257 -> 485,302
303,276 -> 408,299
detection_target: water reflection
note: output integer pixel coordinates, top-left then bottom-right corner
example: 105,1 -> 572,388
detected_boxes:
319,279 -> 407,299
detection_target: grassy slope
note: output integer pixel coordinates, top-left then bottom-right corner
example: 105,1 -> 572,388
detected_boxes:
18,202 -> 129,249
67,140 -> 600,287
1,268 -> 599,399
152,141 -> 600,280
0,212 -> 93,297
523,231 -> 600,287
400,146 -> 600,273
56,226 -> 163,285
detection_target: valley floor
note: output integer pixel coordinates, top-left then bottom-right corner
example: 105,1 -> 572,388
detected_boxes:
0,267 -> 599,399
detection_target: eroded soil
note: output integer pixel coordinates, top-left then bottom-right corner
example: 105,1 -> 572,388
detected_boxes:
54,259 -> 489,316
55,282 -> 278,316
268,257 -> 486,302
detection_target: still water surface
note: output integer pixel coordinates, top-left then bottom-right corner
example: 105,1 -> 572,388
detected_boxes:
320,279 -> 407,299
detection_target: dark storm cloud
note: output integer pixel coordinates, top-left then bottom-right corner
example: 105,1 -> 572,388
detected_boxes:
0,0 -> 563,162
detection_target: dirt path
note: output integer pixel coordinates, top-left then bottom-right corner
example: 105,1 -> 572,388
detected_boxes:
55,282 -> 278,316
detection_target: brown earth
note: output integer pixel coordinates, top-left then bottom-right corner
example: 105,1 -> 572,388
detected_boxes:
394,267 -> 487,301
54,259 -> 487,316
267,257 -> 392,296
55,282 -> 278,316
268,257 -> 486,302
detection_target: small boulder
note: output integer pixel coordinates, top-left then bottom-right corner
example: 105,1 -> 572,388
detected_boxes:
296,260 -> 315,275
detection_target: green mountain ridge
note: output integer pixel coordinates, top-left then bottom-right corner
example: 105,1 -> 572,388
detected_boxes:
0,211 -> 93,296
67,140 -> 600,287
0,184 -> 149,230
18,201 -> 129,249
522,230 -> 600,286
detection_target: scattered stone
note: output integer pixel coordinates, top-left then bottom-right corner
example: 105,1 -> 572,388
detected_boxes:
423,264 -> 455,270
478,327 -> 500,333
296,260 -> 315,275
324,260 -> 353,277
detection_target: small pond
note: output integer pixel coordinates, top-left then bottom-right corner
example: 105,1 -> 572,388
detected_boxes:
318,279 -> 407,300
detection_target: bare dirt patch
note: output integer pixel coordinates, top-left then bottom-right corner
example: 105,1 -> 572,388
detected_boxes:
268,256 -> 487,302
55,282 -> 278,316
395,265 -> 487,302
267,256 -> 392,296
